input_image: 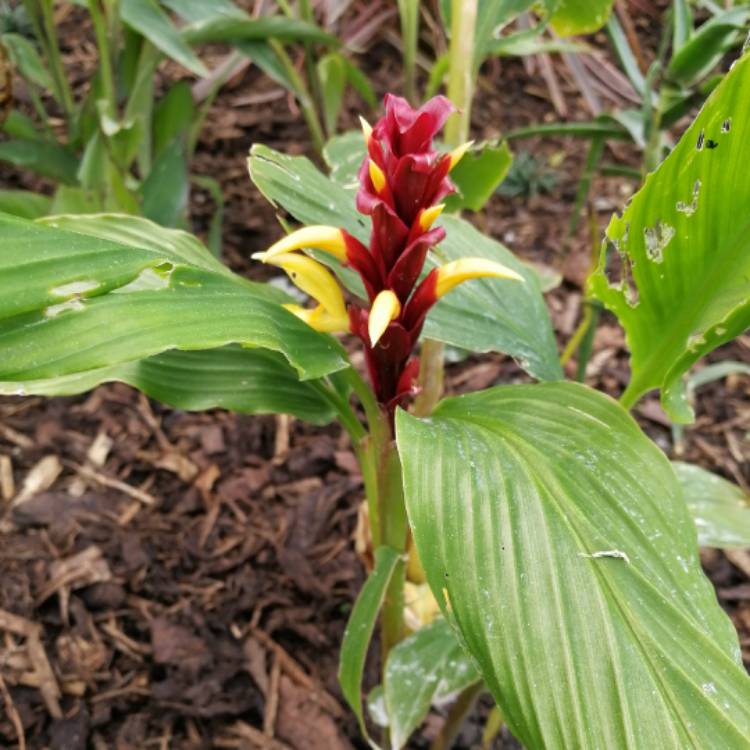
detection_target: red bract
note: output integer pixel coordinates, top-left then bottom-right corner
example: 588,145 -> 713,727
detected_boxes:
254,95 -> 523,413
349,95 -> 457,407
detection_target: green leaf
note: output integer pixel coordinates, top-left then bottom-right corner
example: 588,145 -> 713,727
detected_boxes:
323,130 -> 365,187
675,462 -> 750,549
0,189 -> 51,219
0,213 -> 348,382
317,52 -> 346,136
50,186 -> 105,215
339,546 -> 400,737
120,0 -> 208,77
444,140 -> 512,212
667,8 -> 749,86
425,216 -> 562,382
0,346 -> 338,425
384,619 -> 481,749
248,145 -> 562,382
341,57 -> 376,109
1,110 -> 43,141
550,0 -> 615,36
182,16 -> 338,46
396,382 -> 750,750
0,138 -> 78,184
162,0 -> 246,24
140,138 -> 189,227
589,52 -> 750,422
153,80 -> 195,158
1,32 -> 52,89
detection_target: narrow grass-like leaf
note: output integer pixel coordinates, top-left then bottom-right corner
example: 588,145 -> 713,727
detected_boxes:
397,382 -> 750,749
120,0 -> 208,77
339,546 -> 400,738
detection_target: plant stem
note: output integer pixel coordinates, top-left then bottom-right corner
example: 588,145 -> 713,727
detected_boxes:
444,0 -> 476,146
378,439 -> 407,660
268,39 -> 325,154
88,0 -> 117,116
414,0 -> 477,417
398,0 -> 419,103
430,682 -> 483,750
297,0 -> 326,136
23,0 -> 74,120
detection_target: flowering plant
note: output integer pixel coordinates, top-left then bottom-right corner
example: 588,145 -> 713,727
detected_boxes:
2,55 -> 750,748
254,94 -> 520,412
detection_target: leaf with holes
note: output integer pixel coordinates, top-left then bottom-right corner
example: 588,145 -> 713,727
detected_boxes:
397,382 -> 750,749
589,52 -> 750,422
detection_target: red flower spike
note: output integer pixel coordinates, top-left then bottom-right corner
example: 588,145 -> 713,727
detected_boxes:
256,94 -> 523,414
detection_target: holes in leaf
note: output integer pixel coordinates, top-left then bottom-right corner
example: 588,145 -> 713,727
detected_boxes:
722,118 -> 732,133
644,221 -> 675,263
676,180 -> 701,216
603,240 -> 639,307
49,279 -> 100,298
696,130 -> 705,150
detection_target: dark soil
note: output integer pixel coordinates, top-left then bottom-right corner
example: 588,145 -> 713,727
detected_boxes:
0,2 -> 748,748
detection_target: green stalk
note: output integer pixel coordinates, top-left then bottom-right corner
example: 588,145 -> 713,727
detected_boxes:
268,39 -> 325,154
430,682 -> 483,750
88,0 -> 117,116
413,0 -> 477,417
341,368 -> 407,679
23,0 -> 74,119
297,0 -> 326,137
398,0 -> 419,103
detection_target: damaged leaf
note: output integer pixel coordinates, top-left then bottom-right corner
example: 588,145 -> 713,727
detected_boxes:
589,51 -> 750,422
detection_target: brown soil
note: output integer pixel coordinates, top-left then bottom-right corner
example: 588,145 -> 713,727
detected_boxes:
0,2 -> 748,748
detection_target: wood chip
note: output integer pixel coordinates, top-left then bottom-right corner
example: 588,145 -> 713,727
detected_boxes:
0,453 -> 14,501
69,461 -> 156,505
13,455 -> 62,506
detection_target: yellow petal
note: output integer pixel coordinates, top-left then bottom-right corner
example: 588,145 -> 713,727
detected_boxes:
359,115 -> 372,145
283,303 -> 348,333
255,225 -> 346,263
435,257 -> 524,298
419,203 -> 445,232
269,252 -> 347,318
448,140 -> 474,171
368,289 -> 401,346
368,159 -> 387,194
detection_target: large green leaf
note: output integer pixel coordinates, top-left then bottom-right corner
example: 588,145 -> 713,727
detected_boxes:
248,145 -> 562,382
675,461 -> 750,549
589,52 -> 750,422
120,0 -> 208,77
384,618 -> 481,749
0,213 -> 347,382
0,346 -> 338,425
339,546 -> 400,738
425,217 -> 562,382
396,382 -> 750,750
